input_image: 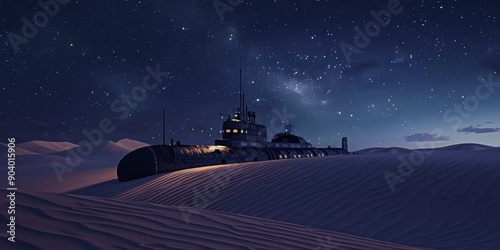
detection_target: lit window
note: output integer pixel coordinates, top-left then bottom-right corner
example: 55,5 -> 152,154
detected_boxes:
233,129 -> 238,133
225,129 -> 231,133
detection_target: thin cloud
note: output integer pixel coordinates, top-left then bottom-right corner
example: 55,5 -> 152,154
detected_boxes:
458,125 -> 500,134
404,133 -> 450,142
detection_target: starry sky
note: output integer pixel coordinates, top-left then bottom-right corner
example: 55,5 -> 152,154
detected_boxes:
1,0 -> 499,151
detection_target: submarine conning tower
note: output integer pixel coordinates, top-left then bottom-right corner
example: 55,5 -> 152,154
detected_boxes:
215,110 -> 268,148
214,65 -> 270,148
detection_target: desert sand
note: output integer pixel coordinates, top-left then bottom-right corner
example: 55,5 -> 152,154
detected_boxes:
1,140 -> 499,249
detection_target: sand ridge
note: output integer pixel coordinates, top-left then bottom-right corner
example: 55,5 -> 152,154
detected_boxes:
0,190 -> 421,250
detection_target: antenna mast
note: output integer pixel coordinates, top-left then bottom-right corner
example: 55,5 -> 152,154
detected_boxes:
239,59 -> 246,122
162,109 -> 166,145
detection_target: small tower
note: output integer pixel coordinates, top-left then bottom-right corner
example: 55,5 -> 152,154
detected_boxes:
342,137 -> 348,151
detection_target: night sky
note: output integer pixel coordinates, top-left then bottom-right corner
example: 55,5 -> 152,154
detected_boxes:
1,0 -> 499,151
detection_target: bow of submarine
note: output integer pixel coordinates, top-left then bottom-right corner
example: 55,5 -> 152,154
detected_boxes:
117,146 -> 158,181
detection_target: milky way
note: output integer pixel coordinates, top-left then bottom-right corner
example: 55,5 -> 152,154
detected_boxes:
1,0 -> 499,150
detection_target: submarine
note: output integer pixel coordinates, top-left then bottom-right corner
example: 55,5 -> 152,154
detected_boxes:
117,69 -> 349,181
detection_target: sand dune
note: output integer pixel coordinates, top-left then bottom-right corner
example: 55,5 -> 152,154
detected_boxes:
44,140 -> 131,157
0,190 -> 420,250
356,143 -> 495,154
16,140 -> 78,154
355,147 -> 413,154
433,143 -> 494,151
81,140 -> 130,155
13,153 -> 119,193
115,138 -> 150,151
71,148 -> 500,249
11,139 -> 146,192
11,142 -> 129,193
11,139 -> 148,156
